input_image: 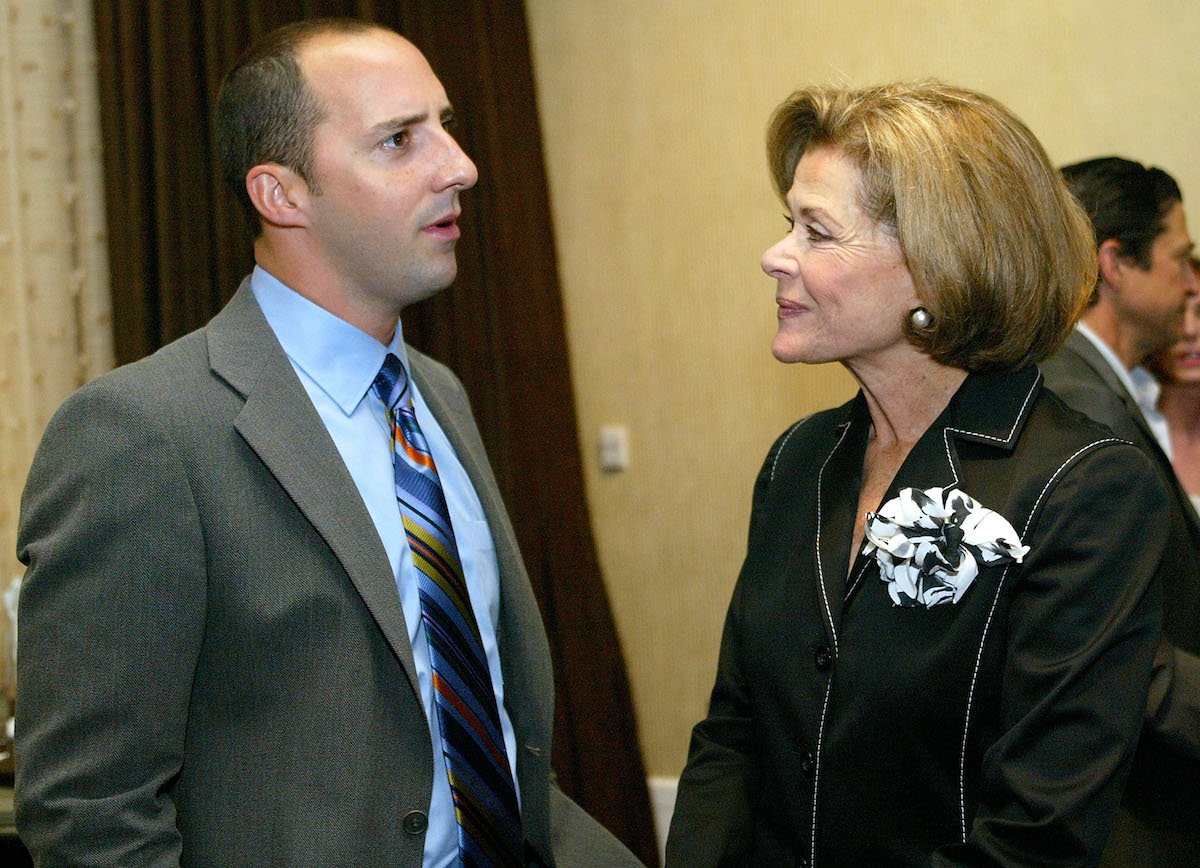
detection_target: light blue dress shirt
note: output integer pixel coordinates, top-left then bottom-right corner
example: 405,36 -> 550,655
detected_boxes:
251,266 -> 519,867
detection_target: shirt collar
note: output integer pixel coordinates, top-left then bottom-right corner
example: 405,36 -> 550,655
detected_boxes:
1074,321 -> 1142,401
1128,365 -> 1162,418
249,265 -> 409,415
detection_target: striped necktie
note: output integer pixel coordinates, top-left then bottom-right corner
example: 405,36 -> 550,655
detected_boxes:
373,353 -> 523,867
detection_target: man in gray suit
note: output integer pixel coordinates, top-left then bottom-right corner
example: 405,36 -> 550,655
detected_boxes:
1041,156 -> 1200,866
15,18 -> 639,867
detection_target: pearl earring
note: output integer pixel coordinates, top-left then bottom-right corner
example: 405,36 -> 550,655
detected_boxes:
909,307 -> 933,329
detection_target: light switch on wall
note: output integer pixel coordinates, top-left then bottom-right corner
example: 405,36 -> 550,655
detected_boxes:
598,425 -> 630,472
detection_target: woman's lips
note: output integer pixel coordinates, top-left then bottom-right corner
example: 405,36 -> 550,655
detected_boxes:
777,297 -> 806,318
1172,349 -> 1200,369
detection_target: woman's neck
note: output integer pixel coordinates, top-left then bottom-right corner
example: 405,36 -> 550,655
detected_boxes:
846,353 -> 968,571
854,355 -> 969,452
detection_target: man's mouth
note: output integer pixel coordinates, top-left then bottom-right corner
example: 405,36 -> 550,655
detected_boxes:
424,212 -> 461,238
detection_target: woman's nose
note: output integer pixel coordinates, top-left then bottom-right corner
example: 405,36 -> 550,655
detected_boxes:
761,236 -> 794,279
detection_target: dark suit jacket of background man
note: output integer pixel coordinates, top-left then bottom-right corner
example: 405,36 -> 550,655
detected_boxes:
14,278 -> 640,867
1042,328 -> 1200,867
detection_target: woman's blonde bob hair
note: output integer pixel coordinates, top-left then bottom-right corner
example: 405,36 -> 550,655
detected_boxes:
767,81 -> 1096,372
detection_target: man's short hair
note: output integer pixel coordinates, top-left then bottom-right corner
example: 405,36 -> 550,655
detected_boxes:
215,17 -> 383,229
766,81 -> 1096,373
1060,156 -> 1183,272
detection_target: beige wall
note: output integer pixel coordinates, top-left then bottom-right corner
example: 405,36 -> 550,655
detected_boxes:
526,0 -> 1200,776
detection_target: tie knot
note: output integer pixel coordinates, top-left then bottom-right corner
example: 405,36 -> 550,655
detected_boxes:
373,353 -> 409,411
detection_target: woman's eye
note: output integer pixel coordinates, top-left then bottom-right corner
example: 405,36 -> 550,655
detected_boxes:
806,224 -> 831,242
783,214 -> 796,230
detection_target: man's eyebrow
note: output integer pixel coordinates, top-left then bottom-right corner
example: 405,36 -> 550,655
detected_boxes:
368,112 -> 427,135
366,106 -> 455,136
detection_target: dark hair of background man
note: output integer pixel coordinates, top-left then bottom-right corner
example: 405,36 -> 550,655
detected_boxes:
1061,155 -> 1182,269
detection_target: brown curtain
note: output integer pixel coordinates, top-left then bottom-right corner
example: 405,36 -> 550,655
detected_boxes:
92,1 -> 658,864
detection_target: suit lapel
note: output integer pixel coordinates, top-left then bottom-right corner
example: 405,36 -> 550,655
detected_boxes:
1062,330 -> 1173,452
406,347 -> 556,815
814,405 -> 866,632
405,350 -> 551,677
206,280 -> 420,695
407,351 -> 523,597
1063,329 -> 1125,395
1064,330 -> 1200,537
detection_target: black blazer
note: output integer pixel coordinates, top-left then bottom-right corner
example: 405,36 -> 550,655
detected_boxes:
1041,329 -> 1200,866
667,366 -> 1165,867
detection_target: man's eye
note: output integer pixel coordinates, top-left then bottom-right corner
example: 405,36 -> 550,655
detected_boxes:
384,131 -> 409,150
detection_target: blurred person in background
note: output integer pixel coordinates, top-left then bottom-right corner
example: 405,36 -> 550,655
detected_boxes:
1043,158 -> 1200,867
1149,257 -> 1200,514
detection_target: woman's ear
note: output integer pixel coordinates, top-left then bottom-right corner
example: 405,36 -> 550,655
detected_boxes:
245,163 -> 310,229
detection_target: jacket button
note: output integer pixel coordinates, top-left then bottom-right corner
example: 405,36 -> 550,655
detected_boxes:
402,810 -> 428,835
814,645 -> 832,671
801,752 -> 816,775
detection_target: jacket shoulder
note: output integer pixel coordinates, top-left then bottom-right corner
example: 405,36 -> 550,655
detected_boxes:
1039,343 -> 1141,438
45,329 -> 211,430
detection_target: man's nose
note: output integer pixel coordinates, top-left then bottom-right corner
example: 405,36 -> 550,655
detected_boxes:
439,136 -> 478,192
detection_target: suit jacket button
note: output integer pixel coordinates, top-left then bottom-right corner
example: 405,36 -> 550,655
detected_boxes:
801,752 -> 816,775
403,810 -> 428,835
814,645 -> 832,671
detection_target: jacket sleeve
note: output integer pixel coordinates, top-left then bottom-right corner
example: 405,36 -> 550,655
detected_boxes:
932,441 -> 1166,866
15,377 -> 206,866
1043,360 -> 1200,766
1145,640 -> 1200,761
547,783 -> 645,867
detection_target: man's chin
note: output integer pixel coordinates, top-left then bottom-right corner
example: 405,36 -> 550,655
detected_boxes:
399,266 -> 458,308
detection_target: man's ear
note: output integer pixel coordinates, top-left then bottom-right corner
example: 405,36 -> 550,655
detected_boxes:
245,163 -> 310,228
1097,237 -> 1130,291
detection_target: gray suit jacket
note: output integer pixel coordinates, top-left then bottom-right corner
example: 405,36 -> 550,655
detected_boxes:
15,279 -> 639,866
1042,329 -> 1200,866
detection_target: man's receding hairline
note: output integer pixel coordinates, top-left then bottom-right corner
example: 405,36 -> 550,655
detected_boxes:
293,27 -> 402,113
293,26 -> 422,101
294,25 -> 418,67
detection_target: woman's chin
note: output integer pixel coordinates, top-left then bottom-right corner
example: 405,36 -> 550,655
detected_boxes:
772,335 -> 820,365
1166,373 -> 1200,389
